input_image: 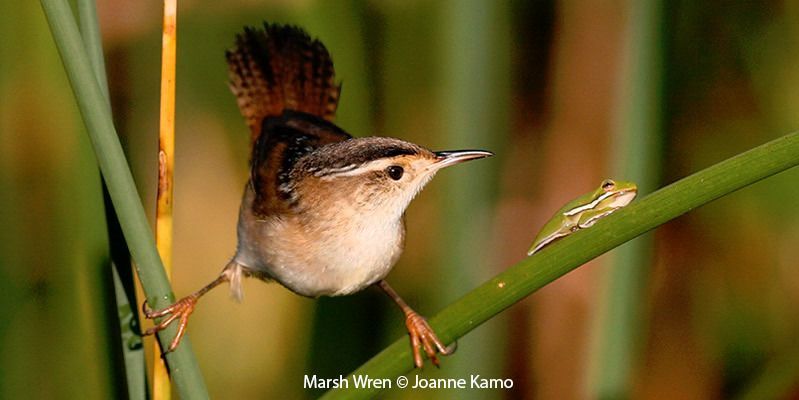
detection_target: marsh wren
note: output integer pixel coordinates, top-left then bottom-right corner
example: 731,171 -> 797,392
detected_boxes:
143,22 -> 492,368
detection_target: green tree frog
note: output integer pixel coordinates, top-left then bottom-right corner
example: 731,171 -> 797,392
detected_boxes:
527,179 -> 638,255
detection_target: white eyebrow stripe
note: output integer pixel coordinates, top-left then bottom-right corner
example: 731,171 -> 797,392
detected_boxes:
314,164 -> 358,177
317,159 -> 396,179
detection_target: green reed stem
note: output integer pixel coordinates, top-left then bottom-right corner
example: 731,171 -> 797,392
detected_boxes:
322,130 -> 799,400
39,0 -> 209,398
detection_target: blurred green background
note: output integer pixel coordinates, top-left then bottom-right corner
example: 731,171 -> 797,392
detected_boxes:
2,0 -> 799,399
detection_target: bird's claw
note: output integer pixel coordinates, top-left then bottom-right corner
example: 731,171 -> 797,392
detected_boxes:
405,311 -> 454,368
142,295 -> 198,353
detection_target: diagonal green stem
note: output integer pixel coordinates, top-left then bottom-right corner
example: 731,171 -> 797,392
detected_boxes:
321,130 -> 799,400
39,0 -> 209,398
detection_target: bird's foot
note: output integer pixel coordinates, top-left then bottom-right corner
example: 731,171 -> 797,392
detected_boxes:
404,311 -> 455,368
142,295 -> 198,353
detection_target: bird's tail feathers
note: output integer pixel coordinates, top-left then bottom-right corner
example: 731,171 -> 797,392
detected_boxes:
226,23 -> 340,146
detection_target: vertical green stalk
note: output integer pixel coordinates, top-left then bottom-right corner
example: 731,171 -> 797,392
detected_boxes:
587,0 -> 665,397
76,0 -> 147,398
77,0 -> 108,100
112,262 -> 148,400
39,0 -> 209,398
438,1 -> 508,398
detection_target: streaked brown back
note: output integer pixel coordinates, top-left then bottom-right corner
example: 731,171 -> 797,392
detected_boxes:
227,23 -> 351,217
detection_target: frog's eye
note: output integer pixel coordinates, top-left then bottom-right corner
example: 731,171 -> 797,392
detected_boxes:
601,179 -> 616,191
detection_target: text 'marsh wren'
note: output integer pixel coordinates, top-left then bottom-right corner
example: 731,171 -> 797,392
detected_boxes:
143,22 -> 493,368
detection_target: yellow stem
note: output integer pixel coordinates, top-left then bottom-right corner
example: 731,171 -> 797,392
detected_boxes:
153,0 -> 177,399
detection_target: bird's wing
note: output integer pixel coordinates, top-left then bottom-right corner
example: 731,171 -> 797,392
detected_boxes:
249,111 -> 351,216
226,22 -> 350,217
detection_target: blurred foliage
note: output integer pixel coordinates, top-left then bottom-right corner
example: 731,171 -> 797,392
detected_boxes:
0,2 -> 118,399
588,0 -> 665,397
2,0 -> 799,399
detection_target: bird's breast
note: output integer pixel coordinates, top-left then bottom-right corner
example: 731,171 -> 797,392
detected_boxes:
234,189 -> 405,297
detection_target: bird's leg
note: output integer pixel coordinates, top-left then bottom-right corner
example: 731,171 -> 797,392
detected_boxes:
142,273 -> 229,353
378,280 -> 454,368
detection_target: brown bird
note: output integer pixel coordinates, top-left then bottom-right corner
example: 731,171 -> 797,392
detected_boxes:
143,22 -> 492,368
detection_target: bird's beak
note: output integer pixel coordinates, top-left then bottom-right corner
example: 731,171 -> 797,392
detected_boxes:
432,150 -> 494,170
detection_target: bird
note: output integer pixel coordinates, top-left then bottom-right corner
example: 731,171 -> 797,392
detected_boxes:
142,21 -> 493,369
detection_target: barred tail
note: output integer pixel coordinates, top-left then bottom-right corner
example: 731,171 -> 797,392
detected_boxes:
226,22 -> 341,146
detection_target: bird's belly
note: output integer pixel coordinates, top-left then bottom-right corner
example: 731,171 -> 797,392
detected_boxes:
234,217 -> 403,297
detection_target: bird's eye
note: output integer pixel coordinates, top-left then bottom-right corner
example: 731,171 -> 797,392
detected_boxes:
386,165 -> 404,180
